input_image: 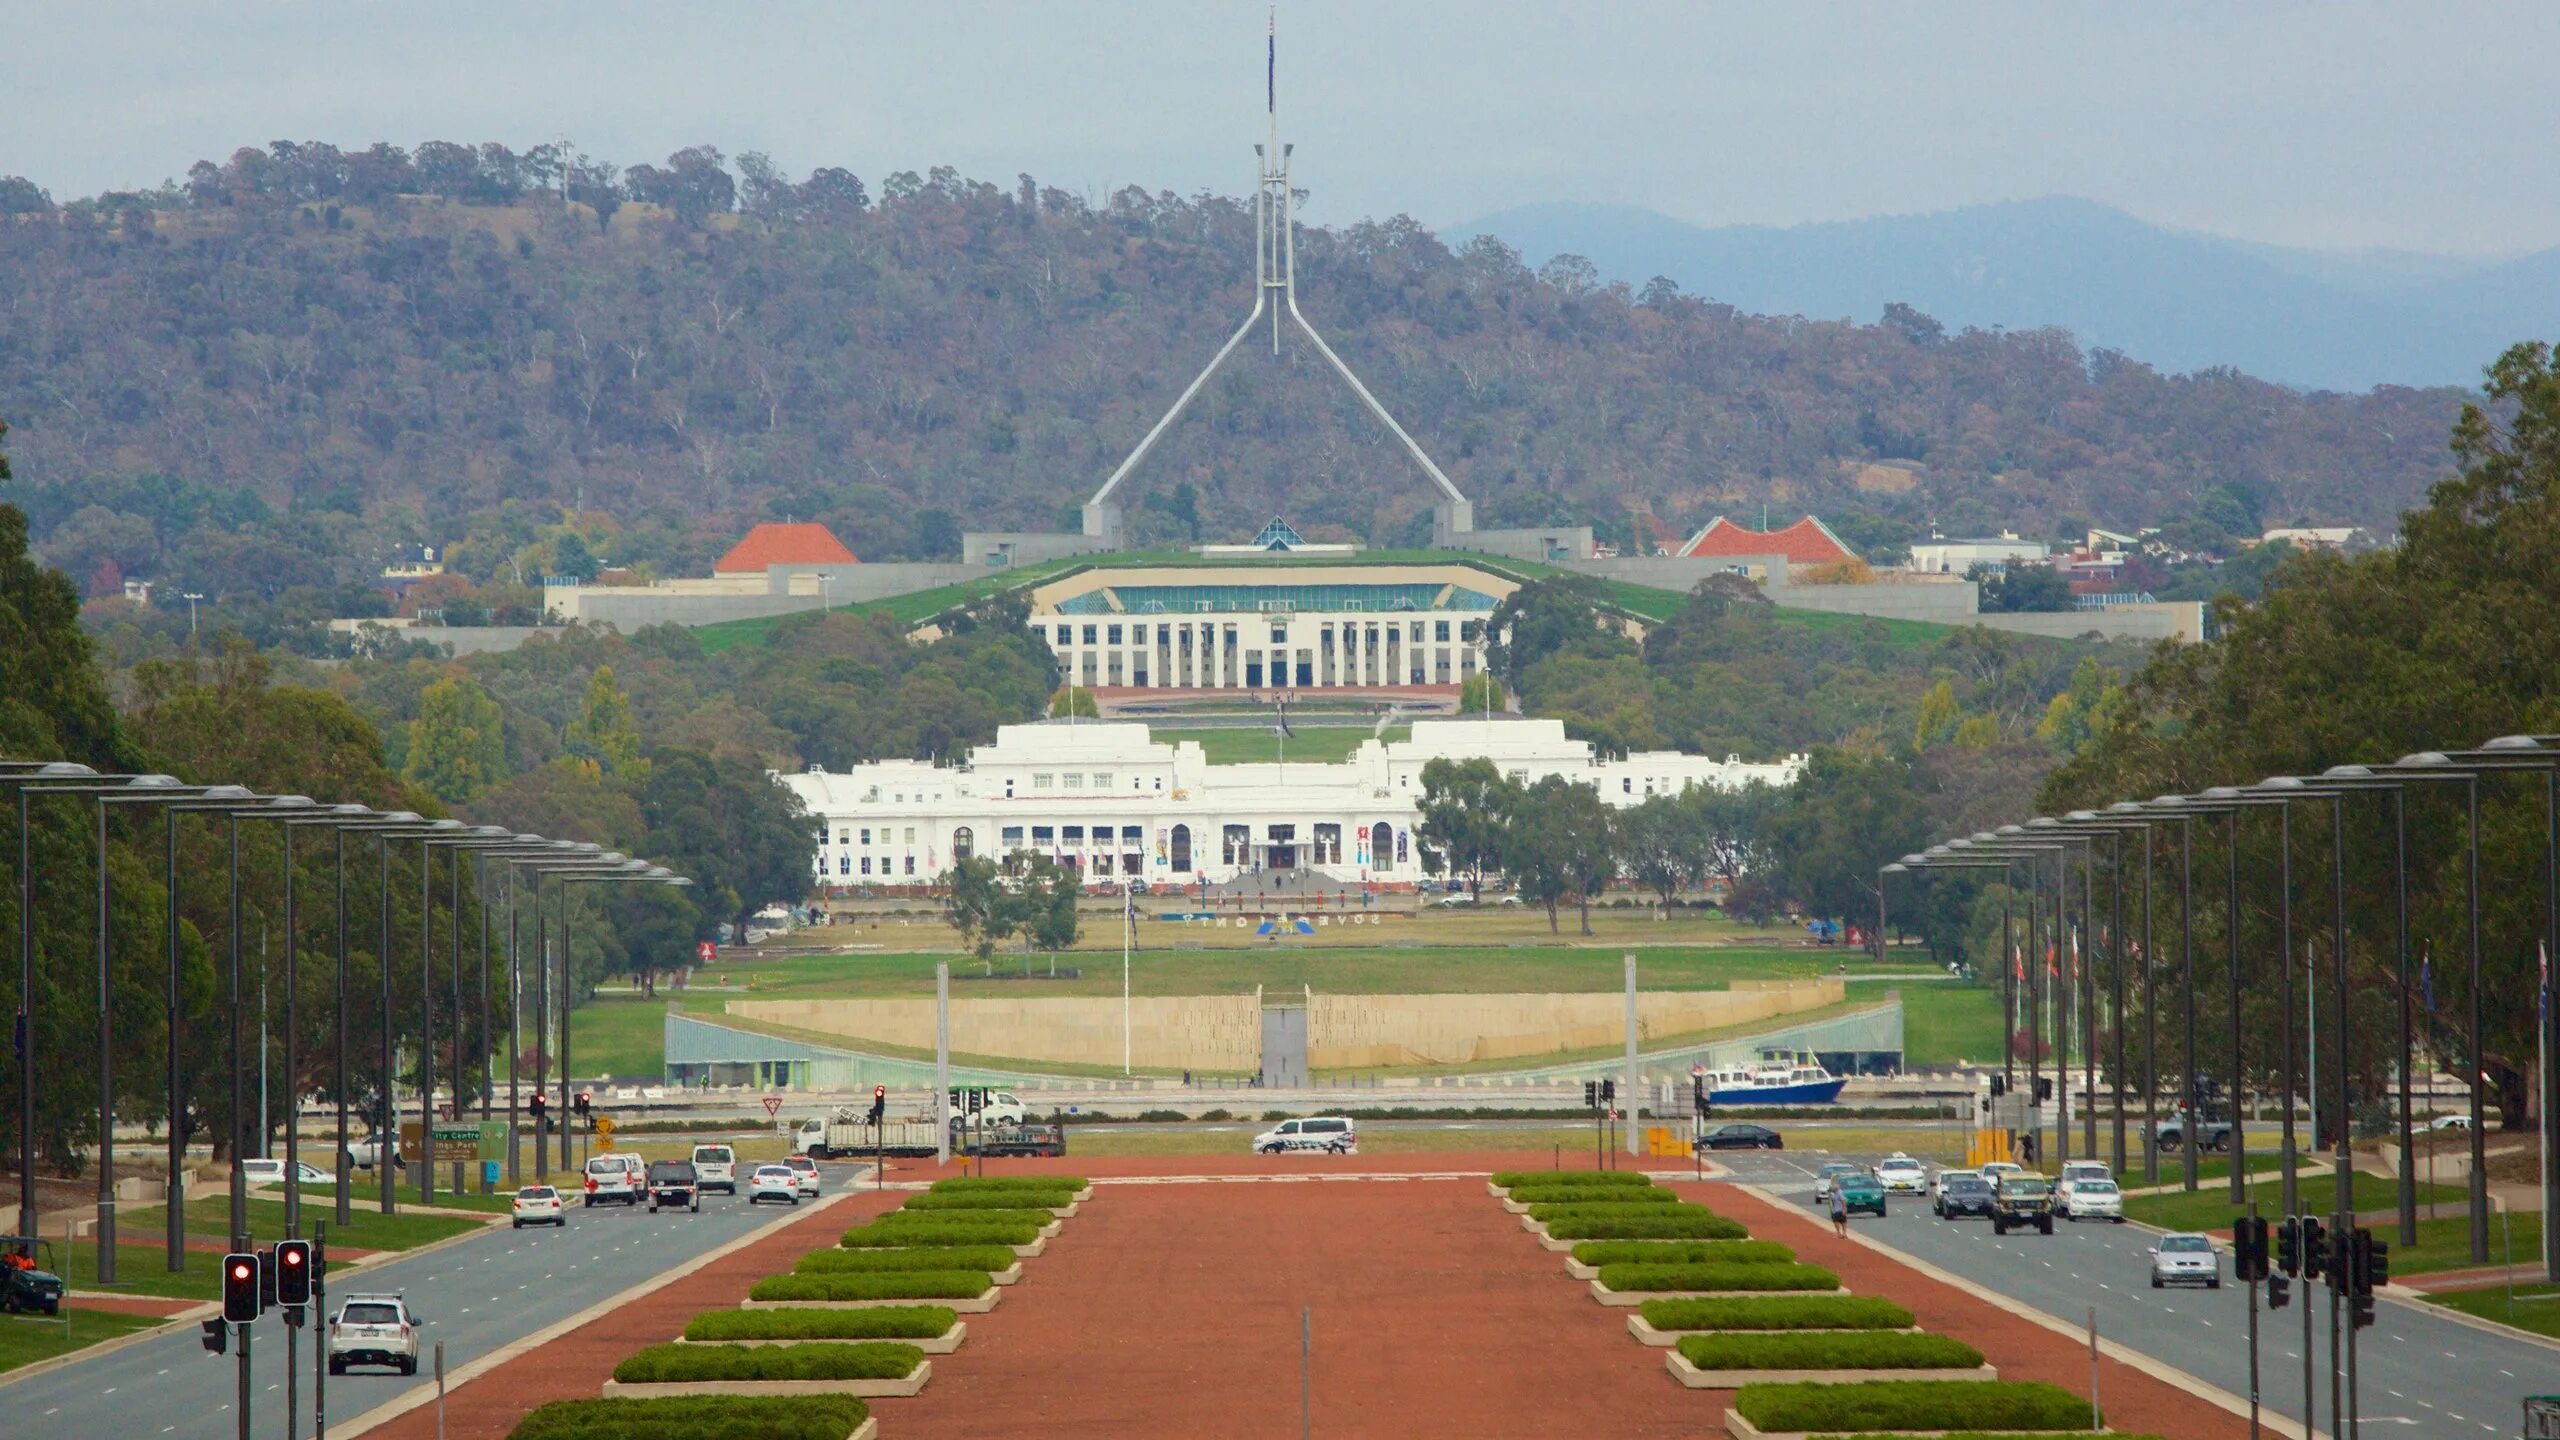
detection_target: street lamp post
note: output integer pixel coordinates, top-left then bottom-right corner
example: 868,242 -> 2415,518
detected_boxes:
5,762 -> 102,1248
2385,754 -> 2496,1264
556,863 -> 694,1168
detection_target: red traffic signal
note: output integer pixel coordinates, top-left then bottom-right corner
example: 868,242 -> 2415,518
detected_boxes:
221,1252 -> 260,1323
275,1239 -> 311,1306
198,1317 -> 228,1354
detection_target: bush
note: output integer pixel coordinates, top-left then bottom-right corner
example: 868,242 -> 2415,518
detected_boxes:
1529,1201 -> 1721,1226
796,1246 -> 1019,1275
1572,1240 -> 1796,1268
1640,1295 -> 1913,1332
684,1307 -> 958,1342
1262,1110 -> 1294,1121
901,1191 -> 1075,1212
840,1221 -> 1039,1248
927,1175 -> 1089,1193
747,1271 -> 990,1302
613,1341 -> 925,1384
1545,1211 -> 1748,1241
1596,1261 -> 1840,1293
1492,1169 -> 1651,1188
1503,1187 -> 1682,1207
1679,1331 -> 1984,1371
510,1395 -> 867,1440
1198,1108 -> 1234,1121
875,1205 -> 1055,1227
1136,1108 -> 1188,1122
1734,1380 -> 2099,1433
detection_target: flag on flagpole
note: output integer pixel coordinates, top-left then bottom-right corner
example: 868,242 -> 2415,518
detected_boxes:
2047,942 -> 2060,977
2421,947 -> 2436,1013
2541,941 -> 2550,1024
2013,946 -> 2025,983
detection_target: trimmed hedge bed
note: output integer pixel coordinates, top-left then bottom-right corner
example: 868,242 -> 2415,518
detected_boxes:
901,1191 -> 1077,1212
614,1342 -> 924,1384
1529,1201 -> 1722,1225
872,1206 -> 1056,1228
748,1271 -> 992,1303
509,1395 -> 868,1440
1640,1296 -> 1914,1332
1734,1380 -> 2100,1433
685,1307 -> 958,1342
1678,1331 -> 1984,1372
1492,1170 -> 1651,1188
1545,1211 -> 1748,1241
1572,1240 -> 1795,1268
929,1175 -> 1088,1192
796,1246 -> 1019,1275
1813,1434 -> 2161,1440
840,1221 -> 1041,1248
1597,1261 -> 1841,1294
1504,1187 -> 1683,1207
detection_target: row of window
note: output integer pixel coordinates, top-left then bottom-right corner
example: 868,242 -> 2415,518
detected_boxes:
830,854 -> 920,877
1041,621 -> 1469,646
824,826 -> 923,847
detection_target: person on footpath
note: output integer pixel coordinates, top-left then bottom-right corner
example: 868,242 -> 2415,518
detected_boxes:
1829,1185 -> 1850,1237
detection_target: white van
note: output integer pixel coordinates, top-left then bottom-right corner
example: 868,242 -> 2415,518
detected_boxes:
1253,1116 -> 1358,1155
691,1144 -> 738,1194
581,1153 -> 643,1206
946,1089 -> 1028,1127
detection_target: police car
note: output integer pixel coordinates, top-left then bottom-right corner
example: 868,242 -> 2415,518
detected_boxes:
1252,1116 -> 1357,1154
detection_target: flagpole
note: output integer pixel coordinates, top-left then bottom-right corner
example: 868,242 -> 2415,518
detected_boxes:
1122,884 -> 1133,1076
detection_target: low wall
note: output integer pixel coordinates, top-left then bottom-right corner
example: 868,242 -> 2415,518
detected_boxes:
729,994 -> 1263,1072
1762,580 -> 1983,622
1967,603 -> 2205,644
1304,979 -> 1844,1069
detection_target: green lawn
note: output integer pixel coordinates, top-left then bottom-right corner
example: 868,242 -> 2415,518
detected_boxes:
1895,982 -> 2006,1068
2424,1281 -> 2560,1338
302,1182 -> 519,1215
0,1308 -> 166,1375
2115,1152 -> 2291,1188
569,993 -> 675,1081
43,1241 -> 221,1300
1149,726 -> 1409,764
2121,1171 -> 2466,1234
118,1194 -> 489,1254
2388,1210 -> 2545,1277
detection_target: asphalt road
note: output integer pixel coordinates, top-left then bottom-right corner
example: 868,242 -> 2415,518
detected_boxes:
9,1162 -> 865,1439
1715,1150 -> 2551,1438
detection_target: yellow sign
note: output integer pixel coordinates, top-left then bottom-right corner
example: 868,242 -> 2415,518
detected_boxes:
594,1116 -> 616,1148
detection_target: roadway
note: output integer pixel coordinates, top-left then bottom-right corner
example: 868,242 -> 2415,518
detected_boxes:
1713,1150 -> 2551,1437
9,1161 -> 866,1439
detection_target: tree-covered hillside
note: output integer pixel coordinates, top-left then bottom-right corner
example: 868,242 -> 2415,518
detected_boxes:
0,141 -> 2475,605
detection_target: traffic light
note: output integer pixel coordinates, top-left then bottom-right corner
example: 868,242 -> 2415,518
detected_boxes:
866,1085 -> 886,1125
2274,1217 -> 2299,1276
221,1252 -> 260,1323
574,1090 -> 592,1119
2362,1233 -> 2389,1292
198,1317 -> 228,1355
2231,1216 -> 2268,1282
2268,1270 -> 2292,1309
1600,1078 -> 1615,1105
1584,1080 -> 1599,1109
2034,1076 -> 2054,1102
2327,1221 -> 2353,1292
275,1239 -> 311,1306
2350,1228 -> 2385,1329
1989,1073 -> 2008,1098
2299,1216 -> 2326,1281
530,1091 -> 548,1125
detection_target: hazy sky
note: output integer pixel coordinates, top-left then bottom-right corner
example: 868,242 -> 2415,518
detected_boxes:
9,1 -> 2557,255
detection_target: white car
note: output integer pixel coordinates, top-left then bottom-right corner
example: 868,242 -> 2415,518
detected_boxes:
1977,1161 -> 2026,1189
582,1154 -> 643,1206
1253,1116 -> 1357,1154
511,1184 -> 566,1228
746,1164 -> 801,1204
2428,1114 -> 2473,1131
785,1154 -> 823,1197
946,1089 -> 1029,1127
2055,1160 -> 2112,1197
1875,1154 -> 1930,1195
1433,892 -> 1477,907
326,1293 -> 421,1375
2149,1232 -> 2222,1289
2061,1178 -> 2124,1222
691,1144 -> 739,1194
241,1158 -> 337,1187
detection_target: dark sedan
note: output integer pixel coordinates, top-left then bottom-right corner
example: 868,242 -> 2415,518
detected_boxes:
1933,1173 -> 1997,1219
1696,1123 -> 1784,1151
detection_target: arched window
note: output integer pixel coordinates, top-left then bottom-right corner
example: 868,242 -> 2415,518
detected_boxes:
1370,822 -> 1393,864
1170,824 -> 1193,872
951,826 -> 974,862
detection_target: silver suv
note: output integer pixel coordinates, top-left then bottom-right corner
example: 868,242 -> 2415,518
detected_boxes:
327,1292 -> 421,1375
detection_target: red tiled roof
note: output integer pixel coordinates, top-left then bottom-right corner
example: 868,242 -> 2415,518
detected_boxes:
713,523 -> 858,574
1676,516 -> 1858,567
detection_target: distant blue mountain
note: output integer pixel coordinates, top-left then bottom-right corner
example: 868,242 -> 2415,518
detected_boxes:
1452,196 -> 2559,392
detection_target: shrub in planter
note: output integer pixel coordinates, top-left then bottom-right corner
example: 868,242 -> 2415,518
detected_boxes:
509,1394 -> 868,1440
1545,1212 -> 1748,1241
748,1271 -> 991,1302
1639,1296 -> 1913,1332
1573,1240 -> 1795,1268
874,1206 -> 1055,1228
1492,1170 -> 1651,1188
840,1221 -> 1041,1248
1733,1380 -> 2099,1433
1503,1187 -> 1682,1207
901,1191 -> 1077,1212
685,1307 -> 960,1342
613,1341 -> 926,1384
1529,1201 -> 1722,1226
1677,1331 -> 1984,1371
796,1246 -> 1020,1275
928,1176 -> 1090,1193
1595,1261 -> 1840,1293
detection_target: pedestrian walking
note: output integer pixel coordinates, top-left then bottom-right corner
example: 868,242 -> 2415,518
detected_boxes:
1829,1186 -> 1849,1237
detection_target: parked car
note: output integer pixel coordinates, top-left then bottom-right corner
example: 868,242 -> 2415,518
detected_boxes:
341,1137 -> 405,1172
326,1293 -> 422,1375
646,1160 -> 700,1213
2154,1118 -> 2232,1153
2149,1232 -> 2222,1289
745,1164 -> 801,1205
1696,1123 -> 1784,1151
1253,1116 -> 1357,1154
785,1154 -> 823,1197
1875,1154 -> 1930,1195
2061,1177 -> 2124,1222
510,1185 -> 565,1228
690,1144 -> 738,1194
1933,1173 -> 1998,1220
2427,1114 -> 2473,1132
582,1154 -> 643,1206
945,1090 -> 1029,1127
241,1158 -> 337,1188
1990,1175 -> 2056,1235
1835,1171 -> 1889,1218
1811,1162 -> 1863,1202
1433,892 -> 1477,907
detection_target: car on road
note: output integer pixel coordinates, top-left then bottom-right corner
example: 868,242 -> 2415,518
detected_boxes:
2427,1113 -> 2473,1132
241,1158 -> 337,1188
509,1184 -> 565,1228
785,1154 -> 823,1197
1933,1173 -> 1998,1220
1875,1153 -> 1930,1195
1433,891 -> 1476,906
2060,1177 -> 2124,1222
582,1154 -> 643,1206
1696,1123 -> 1784,1151
2154,1117 -> 2232,1153
2150,1232 -> 2223,1289
1974,1160 -> 2026,1190
326,1293 -> 421,1376
1836,1171 -> 1889,1218
2055,1160 -> 2112,1198
1811,1162 -> 1863,1202
646,1160 -> 701,1213
1990,1174 -> 2056,1235
746,1164 -> 801,1205
690,1144 -> 738,1194
1254,1116 -> 1357,1154
341,1137 -> 405,1173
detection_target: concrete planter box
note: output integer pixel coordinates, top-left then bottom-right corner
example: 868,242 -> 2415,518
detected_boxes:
602,1361 -> 930,1400
1537,1232 -> 1575,1252
1503,1198 -> 1533,1214
1723,1413 -> 2105,1440
675,1323 -> 965,1354
986,1262 -> 1023,1286
746,1291 -> 998,1314
1566,1258 -> 1598,1279
1626,1315 -> 1919,1346
1667,1350 -> 1997,1389
1486,1181 -> 1511,1199
1590,1279 -> 1849,1306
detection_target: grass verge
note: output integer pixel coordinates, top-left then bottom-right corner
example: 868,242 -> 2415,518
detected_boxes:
1598,1261 -> 1840,1293
2420,1281 -> 2560,1338
0,1309 -> 167,1375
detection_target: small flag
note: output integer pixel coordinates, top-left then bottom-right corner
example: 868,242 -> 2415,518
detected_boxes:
2013,946 -> 2025,983
2047,942 -> 2060,977
2421,949 -> 2436,1014
2541,941 -> 2550,1024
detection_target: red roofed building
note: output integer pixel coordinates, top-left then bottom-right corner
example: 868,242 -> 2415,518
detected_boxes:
713,523 -> 858,576
1675,515 -> 1859,568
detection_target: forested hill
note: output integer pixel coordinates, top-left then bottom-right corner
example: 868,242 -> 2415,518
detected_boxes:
0,142 -> 2478,598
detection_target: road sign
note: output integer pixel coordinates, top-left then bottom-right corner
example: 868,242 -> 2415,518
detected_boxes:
697,941 -> 716,962
593,1116 -> 616,1147
399,1121 -> 479,1164
761,1095 -> 784,1119
476,1119 -> 508,1159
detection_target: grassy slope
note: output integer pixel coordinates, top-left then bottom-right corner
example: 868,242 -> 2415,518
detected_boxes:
0,1309 -> 165,1375
2423,1281 -> 2560,1338
1148,726 -> 1410,764
118,1194 -> 489,1252
2120,1172 -> 2468,1236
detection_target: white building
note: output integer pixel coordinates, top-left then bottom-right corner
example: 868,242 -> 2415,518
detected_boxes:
779,717 -> 1804,888
1907,534 -> 2052,575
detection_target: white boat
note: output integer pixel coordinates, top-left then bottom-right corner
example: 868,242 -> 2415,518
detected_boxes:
1703,1050 -> 1847,1106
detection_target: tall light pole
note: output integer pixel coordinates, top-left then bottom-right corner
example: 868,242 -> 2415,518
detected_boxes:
556,863 -> 695,1166
2384,753 -> 2494,1264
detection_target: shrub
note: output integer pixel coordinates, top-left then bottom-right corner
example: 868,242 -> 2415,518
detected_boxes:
874,1205 -> 1055,1227
747,1271 -> 990,1302
927,1175 -> 1089,1193
613,1341 -> 925,1384
1640,1295 -> 1913,1332
1492,1169 -> 1651,1188
510,1395 -> 867,1440
1678,1331 -> 1984,1371
1529,1201 -> 1721,1226
796,1246 -> 1019,1275
1199,1108 -> 1233,1121
901,1191 -> 1076,1212
1503,1186 -> 1682,1207
684,1307 -> 958,1342
1734,1380 -> 2099,1433
1261,1110 -> 1295,1121
1137,1108 -> 1188,1122
1544,1211 -> 1748,1241
840,1221 -> 1039,1248
1572,1240 -> 1795,1268
1596,1261 -> 1840,1293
